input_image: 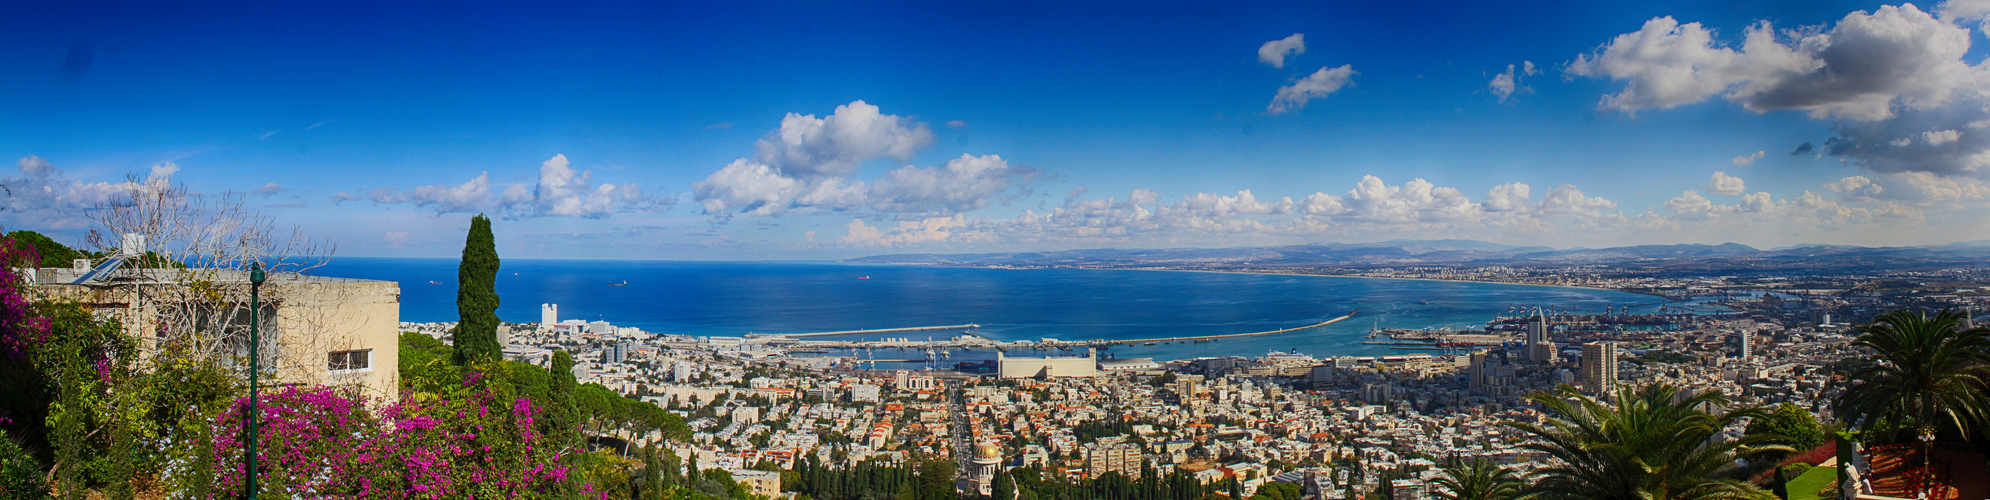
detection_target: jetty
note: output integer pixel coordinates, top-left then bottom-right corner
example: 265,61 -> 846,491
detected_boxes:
745,324 -> 983,338
754,311 -> 1358,351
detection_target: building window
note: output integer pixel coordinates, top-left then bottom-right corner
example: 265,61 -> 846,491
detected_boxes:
329,349 -> 372,373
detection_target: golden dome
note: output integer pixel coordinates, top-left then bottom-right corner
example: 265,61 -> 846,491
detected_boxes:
975,443 -> 1002,460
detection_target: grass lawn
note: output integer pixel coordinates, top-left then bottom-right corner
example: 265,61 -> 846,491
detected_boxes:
1785,465 -> 1837,500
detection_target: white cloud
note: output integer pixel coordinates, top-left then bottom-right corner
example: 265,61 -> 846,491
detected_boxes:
1267,65 -> 1357,115
1938,0 -> 1990,32
869,154 -> 1038,214
1488,61 -> 1537,102
1481,182 -> 1531,212
753,100 -> 935,178
1826,175 -> 1886,201
331,192 -> 361,203
1923,129 -> 1962,145
405,172 -> 491,213
1732,150 -> 1765,166
1569,5 -> 1975,121
1707,171 -> 1747,195
1888,170 -> 1990,202
694,160 -> 809,216
0,156 -> 179,228
695,102 -> 1034,218
1824,94 -> 1990,176
945,120 -> 968,129
364,154 -> 667,217
831,176 -> 1631,249
531,154 -> 655,218
1258,33 -> 1306,68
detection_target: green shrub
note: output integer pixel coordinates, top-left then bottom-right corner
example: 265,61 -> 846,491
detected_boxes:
0,429 -> 49,500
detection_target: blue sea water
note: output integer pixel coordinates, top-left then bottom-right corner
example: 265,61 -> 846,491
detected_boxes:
315,258 -> 1664,360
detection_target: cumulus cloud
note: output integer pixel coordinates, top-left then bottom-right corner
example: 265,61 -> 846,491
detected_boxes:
1488,61 -> 1537,102
1655,183 -> 1925,235
1707,171 -> 1747,195
1267,65 -> 1356,115
753,100 -> 935,178
1887,170 -> 1990,202
869,154 -> 1039,214
1732,150 -> 1766,166
1823,94 -> 1990,176
1568,5 -> 1976,121
1826,175 -> 1886,201
0,156 -> 179,228
694,102 -> 1036,218
1938,0 -> 1990,31
1258,33 -> 1306,68
331,192 -> 361,203
1923,129 -> 1962,145
363,154 -> 667,218
823,176 -> 1632,249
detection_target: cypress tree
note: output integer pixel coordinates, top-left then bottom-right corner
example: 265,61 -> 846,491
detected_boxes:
547,350 -> 579,447
452,214 -> 502,365
643,444 -> 663,499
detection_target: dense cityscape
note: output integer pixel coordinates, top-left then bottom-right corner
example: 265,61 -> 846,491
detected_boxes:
391,252 -> 1983,500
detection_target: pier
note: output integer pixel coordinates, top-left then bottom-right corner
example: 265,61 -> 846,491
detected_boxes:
745,324 -> 983,338
755,311 -> 1359,352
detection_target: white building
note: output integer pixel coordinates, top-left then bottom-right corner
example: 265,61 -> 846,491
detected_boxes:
540,303 -> 558,330
998,349 -> 1100,379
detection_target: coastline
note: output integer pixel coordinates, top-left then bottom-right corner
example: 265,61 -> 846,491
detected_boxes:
853,261 -> 1669,298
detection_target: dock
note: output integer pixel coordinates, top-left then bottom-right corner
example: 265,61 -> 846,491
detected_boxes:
745,324 -> 983,338
760,311 -> 1359,352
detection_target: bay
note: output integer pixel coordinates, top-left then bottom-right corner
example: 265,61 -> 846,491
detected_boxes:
316,258 -> 1664,360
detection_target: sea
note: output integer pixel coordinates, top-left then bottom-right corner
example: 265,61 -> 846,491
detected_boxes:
317,258 -> 1672,364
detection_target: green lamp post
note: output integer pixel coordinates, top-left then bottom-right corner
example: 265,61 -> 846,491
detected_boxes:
244,262 -> 266,500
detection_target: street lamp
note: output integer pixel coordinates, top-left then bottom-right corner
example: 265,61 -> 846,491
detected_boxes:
1917,425 -> 1936,500
244,262 -> 266,500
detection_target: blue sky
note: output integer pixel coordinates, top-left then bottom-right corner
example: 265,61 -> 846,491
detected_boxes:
5,0 -> 1990,259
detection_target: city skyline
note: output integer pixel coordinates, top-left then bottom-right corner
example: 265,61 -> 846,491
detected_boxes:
4,0 -> 1990,260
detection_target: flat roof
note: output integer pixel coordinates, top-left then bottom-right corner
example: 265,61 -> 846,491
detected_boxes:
30,267 -> 395,286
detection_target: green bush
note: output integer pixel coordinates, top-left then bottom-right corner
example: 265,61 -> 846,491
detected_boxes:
0,429 -> 49,500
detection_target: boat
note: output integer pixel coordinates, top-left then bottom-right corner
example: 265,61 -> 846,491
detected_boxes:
428,280 -> 443,285
609,281 -> 627,286
859,276 -> 871,280
1143,342 -> 1157,346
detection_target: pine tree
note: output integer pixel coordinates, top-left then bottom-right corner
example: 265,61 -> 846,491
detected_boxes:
452,214 -> 502,365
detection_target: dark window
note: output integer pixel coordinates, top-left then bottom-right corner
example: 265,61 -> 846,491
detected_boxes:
328,349 -> 371,371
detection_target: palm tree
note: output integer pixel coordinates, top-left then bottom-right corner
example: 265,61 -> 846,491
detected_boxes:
1502,384 -> 1786,500
1833,308 -> 1990,442
1428,456 -> 1523,500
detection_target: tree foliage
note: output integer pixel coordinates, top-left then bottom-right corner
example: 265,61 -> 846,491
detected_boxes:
4,230 -> 82,268
1428,457 -> 1523,500
452,214 -> 502,366
1744,403 -> 1826,463
1833,308 -> 1990,442
1502,384 -> 1785,500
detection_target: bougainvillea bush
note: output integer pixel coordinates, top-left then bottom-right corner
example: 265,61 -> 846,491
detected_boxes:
210,373 -> 573,499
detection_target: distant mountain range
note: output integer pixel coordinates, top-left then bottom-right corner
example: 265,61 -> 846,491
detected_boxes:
848,239 -> 1990,275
